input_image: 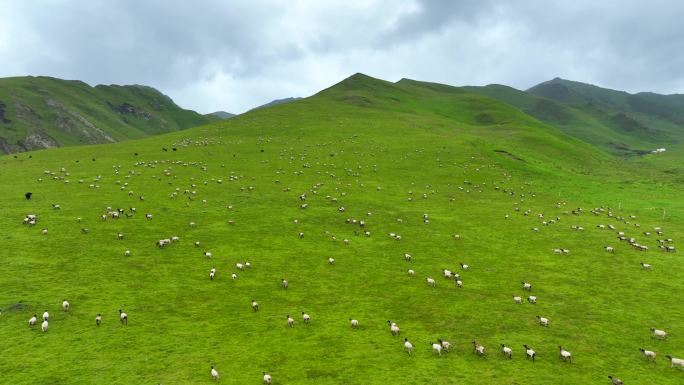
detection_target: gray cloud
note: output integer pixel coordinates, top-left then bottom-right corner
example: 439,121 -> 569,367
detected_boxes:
1,0 -> 683,113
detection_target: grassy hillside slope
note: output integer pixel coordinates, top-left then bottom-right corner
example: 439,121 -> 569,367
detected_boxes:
0,73 -> 682,384
525,78 -> 684,152
0,76 -> 216,153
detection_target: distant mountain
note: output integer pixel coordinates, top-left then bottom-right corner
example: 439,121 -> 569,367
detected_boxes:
250,97 -> 302,111
0,76 -> 217,153
463,78 -> 684,154
207,111 -> 235,119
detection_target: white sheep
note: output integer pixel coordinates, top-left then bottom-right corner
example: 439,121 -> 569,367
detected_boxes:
404,338 -> 413,355
245,261 -> 251,269
263,372 -> 272,384
302,312 -> 311,324
605,246 -> 614,253
95,313 -> 102,326
328,257 -> 335,265
231,273 -> 237,280
42,311 -> 49,321
62,300 -> 70,312
639,348 -> 656,361
209,268 -> 216,280
651,328 -> 667,339
350,318 -> 359,328
404,253 -> 412,262
641,262 -> 652,270
388,320 -> 400,336
252,300 -> 259,312
522,282 -> 532,291
523,344 -> 536,362
472,341 -> 485,356
501,344 -> 512,358
559,346 -> 572,363
194,241 -> 200,248
41,319 -> 48,332
204,251 -> 212,258
236,262 -> 244,270
119,309 -> 128,325
513,296 -> 522,304
28,314 -> 37,327
211,365 -> 219,380
124,250 -> 131,256
666,355 -> 684,368
286,315 -> 295,327
460,262 -> 469,270
407,269 -> 415,276
426,277 -> 436,287
527,296 -> 537,304
281,279 -> 288,289
456,280 -> 463,288
430,341 -> 443,356
439,339 -> 451,351
536,315 -> 549,326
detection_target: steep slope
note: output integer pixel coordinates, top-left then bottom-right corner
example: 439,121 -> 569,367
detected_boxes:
250,97 -> 302,111
0,76 -> 216,153
527,78 -> 684,149
463,84 -> 664,154
0,73 -> 682,385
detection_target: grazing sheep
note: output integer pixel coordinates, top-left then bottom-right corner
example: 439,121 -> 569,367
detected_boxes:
42,311 -> 49,321
513,296 -> 522,304
430,341 -> 443,356
501,344 -> 512,358
41,319 -> 48,332
536,316 -> 549,327
407,269 -> 415,276
194,241 -> 200,248
350,318 -> 359,328
639,348 -> 656,361
95,313 -> 102,326
559,346 -> 572,363
666,355 -> 684,368
605,246 -> 614,253
52,204 -> 60,210
404,253 -> 412,262
231,273 -> 237,280
118,309 -> 128,325
641,262 -> 652,270
651,328 -> 667,339
236,262 -> 244,270
327,257 -> 335,265
145,214 -> 153,220
211,366 -> 219,380
124,250 -> 131,256
281,279 -> 288,289
209,268 -> 216,280
527,296 -> 537,304
460,262 -> 469,270
388,320 -> 400,336
41,228 -> 48,235
426,277 -> 436,287
608,375 -> 623,385
302,312 -> 311,324
472,341 -> 485,356
28,314 -> 37,327
456,279 -> 463,288
62,300 -> 70,312
404,338 -> 413,355
287,315 -> 295,327
245,261 -> 251,269
438,339 -> 451,352
252,300 -> 259,312
443,269 -> 452,279
523,344 -> 536,362
263,372 -> 272,384
522,282 -> 532,291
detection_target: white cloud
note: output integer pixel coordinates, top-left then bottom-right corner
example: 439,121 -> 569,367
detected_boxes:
1,0 -> 683,113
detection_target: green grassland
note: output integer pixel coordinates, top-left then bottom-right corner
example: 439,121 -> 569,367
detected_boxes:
0,74 -> 682,384
0,76 -> 215,153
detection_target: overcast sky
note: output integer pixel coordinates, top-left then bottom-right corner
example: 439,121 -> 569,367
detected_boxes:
1,0 -> 683,114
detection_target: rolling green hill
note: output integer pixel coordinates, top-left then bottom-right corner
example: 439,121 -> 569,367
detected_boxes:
0,73 -> 682,384
0,76 -> 216,154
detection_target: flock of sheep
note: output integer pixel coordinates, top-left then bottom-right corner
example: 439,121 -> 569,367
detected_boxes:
14,153 -> 683,383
